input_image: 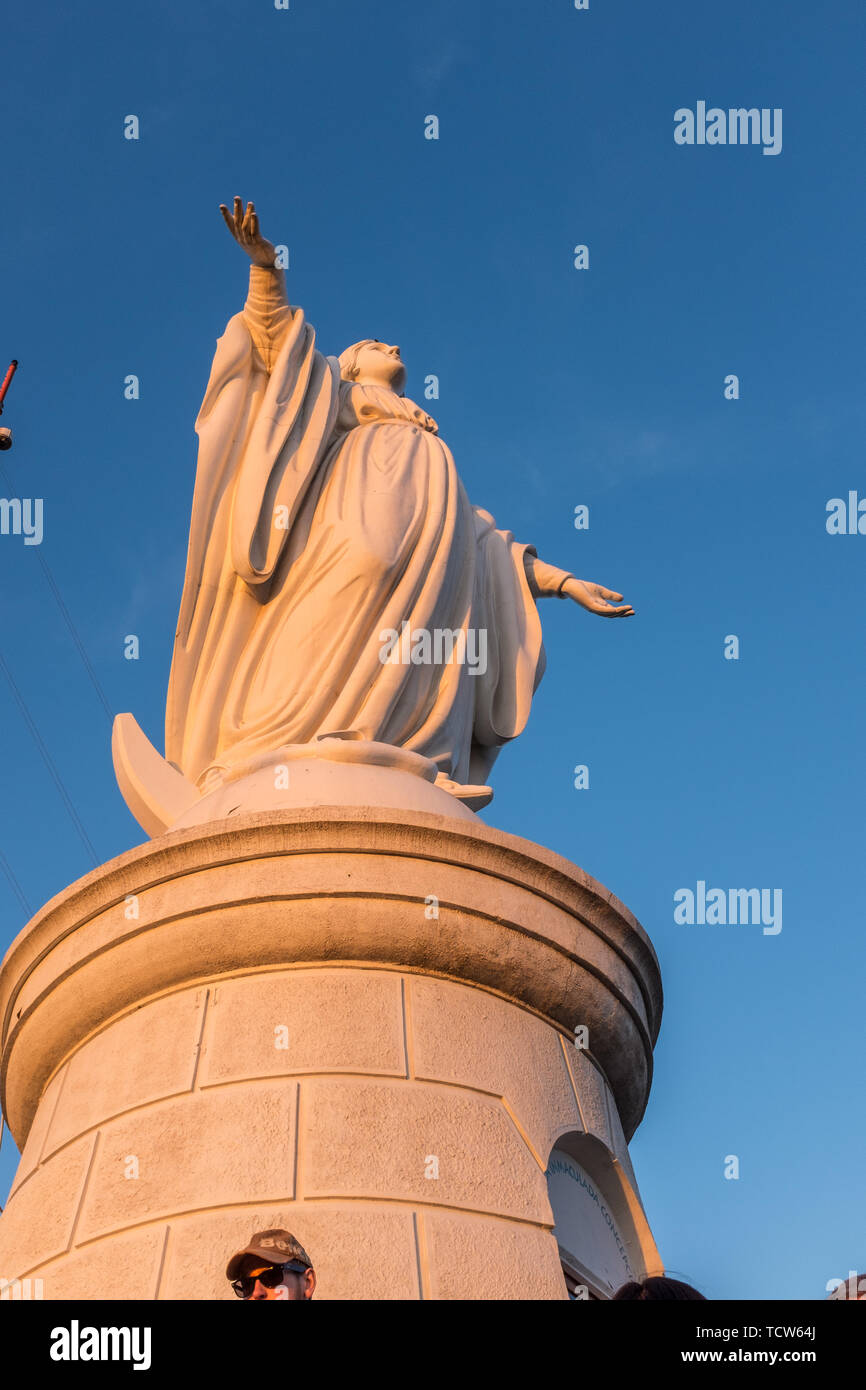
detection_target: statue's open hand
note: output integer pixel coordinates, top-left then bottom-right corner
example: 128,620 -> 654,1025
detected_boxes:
563,578 -> 634,617
219,196 -> 277,268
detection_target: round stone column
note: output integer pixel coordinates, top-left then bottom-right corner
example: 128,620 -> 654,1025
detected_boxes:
0,807 -> 663,1300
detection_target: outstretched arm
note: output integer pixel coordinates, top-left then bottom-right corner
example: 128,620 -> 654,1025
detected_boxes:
524,553 -> 634,617
220,196 -> 292,372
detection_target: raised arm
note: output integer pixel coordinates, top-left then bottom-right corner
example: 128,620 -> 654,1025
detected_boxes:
220,196 -> 292,372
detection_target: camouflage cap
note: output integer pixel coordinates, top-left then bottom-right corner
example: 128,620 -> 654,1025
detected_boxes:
226,1228 -> 312,1280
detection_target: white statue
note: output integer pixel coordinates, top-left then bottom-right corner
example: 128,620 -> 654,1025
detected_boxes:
113,199 -> 633,834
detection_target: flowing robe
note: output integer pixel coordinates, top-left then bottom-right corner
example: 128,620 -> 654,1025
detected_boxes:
165,280 -> 548,793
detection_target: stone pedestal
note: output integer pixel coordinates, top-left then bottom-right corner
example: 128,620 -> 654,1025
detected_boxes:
0,807 -> 663,1300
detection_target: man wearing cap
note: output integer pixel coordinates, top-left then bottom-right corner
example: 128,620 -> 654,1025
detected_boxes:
226,1228 -> 316,1301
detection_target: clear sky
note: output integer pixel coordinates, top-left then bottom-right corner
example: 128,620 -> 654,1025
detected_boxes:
1,0 -> 864,1301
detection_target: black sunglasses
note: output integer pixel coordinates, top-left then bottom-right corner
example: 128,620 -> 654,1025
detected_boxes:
231,1261 -> 309,1299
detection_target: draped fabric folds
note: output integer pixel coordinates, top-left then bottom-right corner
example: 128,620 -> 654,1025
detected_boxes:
165,303 -> 546,791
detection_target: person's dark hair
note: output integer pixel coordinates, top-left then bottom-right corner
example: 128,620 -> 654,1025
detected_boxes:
613,1275 -> 706,1301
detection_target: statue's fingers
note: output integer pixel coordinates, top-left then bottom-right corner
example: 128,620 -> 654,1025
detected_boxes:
598,587 -> 623,601
219,205 -> 236,236
592,600 -> 632,617
250,210 -> 259,239
241,200 -> 255,243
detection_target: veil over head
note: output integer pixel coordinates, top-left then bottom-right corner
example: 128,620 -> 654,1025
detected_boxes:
338,339 -> 380,381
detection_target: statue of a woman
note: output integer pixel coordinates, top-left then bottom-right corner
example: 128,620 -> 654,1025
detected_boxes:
163,198 -> 633,809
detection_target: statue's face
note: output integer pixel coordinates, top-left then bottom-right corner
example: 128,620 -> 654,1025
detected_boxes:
352,340 -> 406,394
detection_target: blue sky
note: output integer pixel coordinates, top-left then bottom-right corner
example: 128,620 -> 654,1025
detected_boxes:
1,0 -> 864,1300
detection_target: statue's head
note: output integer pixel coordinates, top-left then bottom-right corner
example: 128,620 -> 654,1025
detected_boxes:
339,339 -> 406,395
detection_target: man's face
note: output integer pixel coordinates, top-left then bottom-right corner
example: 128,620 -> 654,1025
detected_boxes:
237,1259 -> 316,1301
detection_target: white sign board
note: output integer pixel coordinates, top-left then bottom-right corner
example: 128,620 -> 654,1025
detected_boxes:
547,1149 -> 635,1292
